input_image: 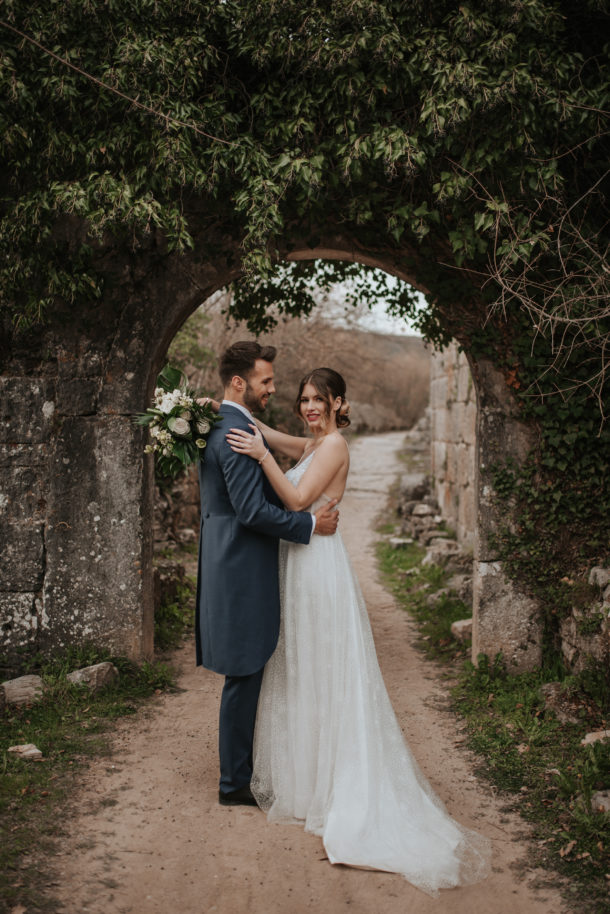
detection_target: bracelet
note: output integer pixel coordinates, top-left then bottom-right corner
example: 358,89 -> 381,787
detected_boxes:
259,448 -> 269,465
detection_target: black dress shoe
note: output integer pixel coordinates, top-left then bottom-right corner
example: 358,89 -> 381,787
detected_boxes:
218,785 -> 259,807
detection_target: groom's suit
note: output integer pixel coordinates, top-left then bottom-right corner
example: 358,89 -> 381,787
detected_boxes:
195,402 -> 312,793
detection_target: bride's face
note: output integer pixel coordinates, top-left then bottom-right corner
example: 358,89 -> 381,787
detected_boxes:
299,383 -> 338,433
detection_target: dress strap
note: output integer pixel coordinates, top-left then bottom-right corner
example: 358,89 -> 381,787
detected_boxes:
292,447 -> 317,471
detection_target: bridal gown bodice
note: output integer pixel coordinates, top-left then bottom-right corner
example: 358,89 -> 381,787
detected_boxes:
251,450 -> 490,895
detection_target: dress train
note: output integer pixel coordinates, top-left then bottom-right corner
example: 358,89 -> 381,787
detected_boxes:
251,452 -> 490,895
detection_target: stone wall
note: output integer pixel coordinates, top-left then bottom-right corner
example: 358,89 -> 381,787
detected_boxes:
429,345 -> 544,671
429,342 -> 476,550
429,344 -> 610,675
0,371 -> 155,667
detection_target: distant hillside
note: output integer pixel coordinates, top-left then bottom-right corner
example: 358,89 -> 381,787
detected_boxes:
168,299 -> 430,435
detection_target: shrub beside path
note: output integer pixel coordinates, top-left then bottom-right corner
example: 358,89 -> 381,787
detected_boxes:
53,431 -> 564,914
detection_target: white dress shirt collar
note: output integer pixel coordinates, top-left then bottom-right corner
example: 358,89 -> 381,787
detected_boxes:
221,399 -> 255,423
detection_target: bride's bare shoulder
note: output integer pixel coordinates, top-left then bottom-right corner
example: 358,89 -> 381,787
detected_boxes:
318,432 -> 349,461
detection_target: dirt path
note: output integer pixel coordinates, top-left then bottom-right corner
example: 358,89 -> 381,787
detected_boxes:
52,431 -> 564,914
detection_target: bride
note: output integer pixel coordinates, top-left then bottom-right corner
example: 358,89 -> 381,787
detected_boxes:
226,367 -> 490,896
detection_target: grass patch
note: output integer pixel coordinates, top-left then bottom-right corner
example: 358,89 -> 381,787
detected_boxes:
0,644 -> 175,913
454,657 -> 610,912
377,518 -> 610,913
376,538 -> 471,663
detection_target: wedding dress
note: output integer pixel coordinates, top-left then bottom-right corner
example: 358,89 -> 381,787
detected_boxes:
251,452 -> 490,895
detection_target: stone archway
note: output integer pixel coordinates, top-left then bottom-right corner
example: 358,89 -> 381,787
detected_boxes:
0,232 -> 542,671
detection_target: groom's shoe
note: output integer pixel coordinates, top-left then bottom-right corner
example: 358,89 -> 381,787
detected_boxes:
218,785 -> 258,807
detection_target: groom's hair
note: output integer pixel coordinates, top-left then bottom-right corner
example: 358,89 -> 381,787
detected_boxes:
219,340 -> 277,386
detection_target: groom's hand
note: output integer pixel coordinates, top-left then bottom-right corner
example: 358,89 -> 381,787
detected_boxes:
313,499 -> 339,536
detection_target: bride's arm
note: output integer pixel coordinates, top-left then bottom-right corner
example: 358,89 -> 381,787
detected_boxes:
226,426 -> 347,511
252,418 -> 308,461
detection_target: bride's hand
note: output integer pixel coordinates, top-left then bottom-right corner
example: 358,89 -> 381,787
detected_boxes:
196,396 -> 221,412
226,424 -> 267,461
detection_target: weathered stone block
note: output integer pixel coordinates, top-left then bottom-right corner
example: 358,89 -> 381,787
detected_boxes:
451,399 -> 465,445
472,561 -> 543,671
423,539 -> 461,566
0,467 -> 45,522
429,371 -> 448,409
591,790 -> 610,813
456,442 -> 474,490
431,404 -> 448,442
40,414 -> 153,660
463,399 -> 477,447
457,493 -> 476,551
0,593 -> 40,654
0,524 -> 45,590
67,661 -> 119,692
8,743 -> 43,759
420,527 -> 443,545
0,378 -> 56,443
56,378 -> 101,416
451,618 -> 472,641
431,440 -> 446,479
589,566 -> 610,589
559,605 -> 609,673
440,483 -> 455,520
581,730 -> 610,747
447,573 -> 473,605
1,674 -> 44,706
456,354 -> 473,404
0,442 -> 48,468
55,344 -> 106,381
428,537 -> 460,551
412,503 -> 435,516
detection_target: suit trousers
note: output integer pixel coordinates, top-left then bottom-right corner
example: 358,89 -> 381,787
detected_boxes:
218,666 -> 265,794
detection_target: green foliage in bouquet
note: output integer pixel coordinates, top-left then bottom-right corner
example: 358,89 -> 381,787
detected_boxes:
135,364 -> 220,479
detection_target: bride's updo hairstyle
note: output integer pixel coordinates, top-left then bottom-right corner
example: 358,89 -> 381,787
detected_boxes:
294,368 -> 351,429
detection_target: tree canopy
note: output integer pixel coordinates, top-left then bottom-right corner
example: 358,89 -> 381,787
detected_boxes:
0,1 -> 606,328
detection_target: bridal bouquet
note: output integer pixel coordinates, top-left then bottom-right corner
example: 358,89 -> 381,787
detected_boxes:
135,364 -> 220,478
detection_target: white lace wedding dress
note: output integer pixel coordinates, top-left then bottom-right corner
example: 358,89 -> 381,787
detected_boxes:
251,452 -> 490,895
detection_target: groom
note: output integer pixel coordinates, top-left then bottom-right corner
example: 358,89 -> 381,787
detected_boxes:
195,340 -> 339,806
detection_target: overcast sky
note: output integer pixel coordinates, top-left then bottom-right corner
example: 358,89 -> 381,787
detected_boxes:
318,282 -> 425,337
350,296 -> 423,336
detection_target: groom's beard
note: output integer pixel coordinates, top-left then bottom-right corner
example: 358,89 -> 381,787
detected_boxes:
243,383 -> 269,414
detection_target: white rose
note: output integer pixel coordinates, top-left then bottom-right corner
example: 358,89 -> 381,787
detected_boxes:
195,438 -> 207,449
196,418 -> 211,435
168,416 -> 190,436
180,409 -> 192,421
159,394 -> 175,414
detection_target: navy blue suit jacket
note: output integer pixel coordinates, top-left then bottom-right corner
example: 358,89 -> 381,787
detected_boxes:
195,404 -> 312,676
